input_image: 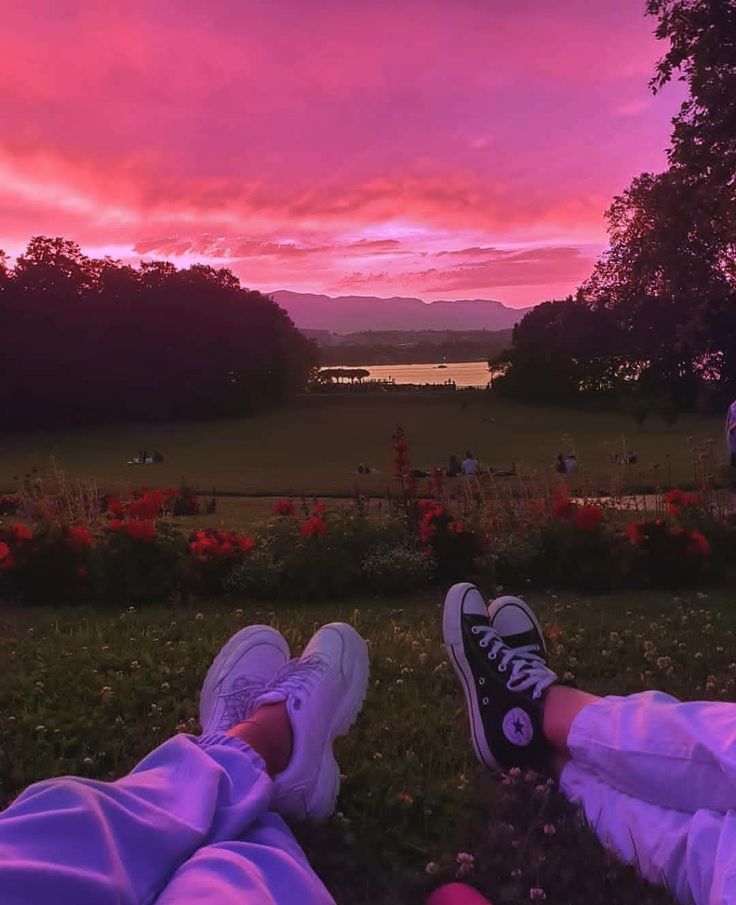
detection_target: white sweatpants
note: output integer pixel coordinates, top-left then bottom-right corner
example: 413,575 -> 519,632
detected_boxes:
560,691 -> 736,905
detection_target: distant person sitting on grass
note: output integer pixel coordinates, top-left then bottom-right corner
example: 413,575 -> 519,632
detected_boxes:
446,454 -> 462,477
4,596 -> 736,905
461,450 -> 478,476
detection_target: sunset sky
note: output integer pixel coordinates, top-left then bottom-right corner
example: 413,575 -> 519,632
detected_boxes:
0,0 -> 685,308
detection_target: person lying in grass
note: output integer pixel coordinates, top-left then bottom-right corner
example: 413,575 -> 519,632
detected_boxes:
1,587 -> 734,905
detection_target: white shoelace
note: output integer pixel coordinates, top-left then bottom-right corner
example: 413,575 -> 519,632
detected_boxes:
219,676 -> 267,728
267,654 -> 329,699
470,625 -> 556,700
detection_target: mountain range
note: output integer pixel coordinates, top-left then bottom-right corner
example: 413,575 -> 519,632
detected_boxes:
272,290 -> 532,334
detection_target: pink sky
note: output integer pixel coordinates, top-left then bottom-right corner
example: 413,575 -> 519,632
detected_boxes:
0,0 -> 684,307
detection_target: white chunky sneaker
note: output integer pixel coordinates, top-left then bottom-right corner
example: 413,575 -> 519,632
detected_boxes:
251,622 -> 369,823
488,594 -> 548,660
199,625 -> 290,735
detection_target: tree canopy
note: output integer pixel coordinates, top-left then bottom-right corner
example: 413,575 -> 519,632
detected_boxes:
1,237 -> 318,429
497,0 -> 736,409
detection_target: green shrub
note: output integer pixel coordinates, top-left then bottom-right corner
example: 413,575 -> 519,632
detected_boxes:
361,542 -> 435,595
88,525 -> 186,604
227,509 -> 410,600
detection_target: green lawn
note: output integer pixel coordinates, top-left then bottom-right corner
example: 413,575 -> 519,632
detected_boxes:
0,394 -> 726,496
4,589 -> 733,904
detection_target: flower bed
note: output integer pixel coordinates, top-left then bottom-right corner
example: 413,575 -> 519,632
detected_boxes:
0,432 -> 733,604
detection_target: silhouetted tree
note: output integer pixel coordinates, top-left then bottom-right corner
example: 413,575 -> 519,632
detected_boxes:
0,237 -> 318,429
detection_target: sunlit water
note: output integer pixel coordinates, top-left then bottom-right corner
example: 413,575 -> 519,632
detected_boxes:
325,361 -> 492,388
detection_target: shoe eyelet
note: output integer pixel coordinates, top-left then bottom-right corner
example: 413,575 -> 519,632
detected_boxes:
478,677 -> 486,686
482,697 -> 489,705
488,652 -> 497,661
471,626 -> 480,635
498,664 -> 507,673
479,640 -> 488,648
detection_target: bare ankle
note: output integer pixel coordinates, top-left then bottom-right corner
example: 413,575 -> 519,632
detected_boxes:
227,702 -> 294,776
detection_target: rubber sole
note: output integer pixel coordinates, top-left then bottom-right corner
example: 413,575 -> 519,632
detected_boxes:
442,583 -> 498,770
199,625 -> 290,731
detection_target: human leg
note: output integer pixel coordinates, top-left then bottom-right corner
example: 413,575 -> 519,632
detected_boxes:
1,621 -> 369,905
560,760 -> 736,905
447,584 -> 736,905
0,724 -> 276,905
488,588 -> 736,814
155,620 -> 369,905
0,625 -> 290,905
154,815 -> 335,905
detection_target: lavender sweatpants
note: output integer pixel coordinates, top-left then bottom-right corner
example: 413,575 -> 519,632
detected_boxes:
0,732 -> 334,905
561,691 -> 736,905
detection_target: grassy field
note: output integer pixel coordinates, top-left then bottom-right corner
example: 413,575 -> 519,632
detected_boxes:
0,394 -> 726,497
4,589 -> 734,904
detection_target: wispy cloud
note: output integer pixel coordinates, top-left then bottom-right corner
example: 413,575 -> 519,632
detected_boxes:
0,0 -> 684,305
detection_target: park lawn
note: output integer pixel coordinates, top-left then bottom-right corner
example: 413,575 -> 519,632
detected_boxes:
3,589 -> 734,904
0,393 -> 726,497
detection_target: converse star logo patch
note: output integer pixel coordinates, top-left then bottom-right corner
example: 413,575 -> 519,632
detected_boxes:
502,707 -> 533,746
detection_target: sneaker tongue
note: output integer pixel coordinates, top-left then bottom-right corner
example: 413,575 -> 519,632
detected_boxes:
253,688 -> 288,709
464,613 -> 490,630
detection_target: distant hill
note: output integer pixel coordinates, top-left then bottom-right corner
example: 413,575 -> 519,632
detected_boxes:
273,291 -> 532,333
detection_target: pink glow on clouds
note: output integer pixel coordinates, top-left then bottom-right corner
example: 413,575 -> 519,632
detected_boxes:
0,0 -> 685,307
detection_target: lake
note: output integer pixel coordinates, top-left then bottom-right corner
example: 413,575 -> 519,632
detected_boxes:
325,361 -> 492,387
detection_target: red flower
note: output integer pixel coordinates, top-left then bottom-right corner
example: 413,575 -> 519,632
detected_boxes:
313,500 -> 327,518
419,505 -> 445,543
107,519 -> 126,533
106,497 -> 125,518
188,528 -> 253,560
572,505 -> 603,533
687,530 -> 711,558
626,522 -> 646,545
128,490 -> 165,521
9,523 -> 32,544
552,489 -> 574,520
300,516 -> 327,538
0,541 -> 13,570
124,520 -> 157,542
234,535 -> 254,553
452,520 -> 465,534
664,488 -> 701,517
67,525 -> 93,553
273,499 -> 296,517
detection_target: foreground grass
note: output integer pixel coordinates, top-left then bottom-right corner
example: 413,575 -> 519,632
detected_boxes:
0,394 -> 725,496
2,590 -> 734,904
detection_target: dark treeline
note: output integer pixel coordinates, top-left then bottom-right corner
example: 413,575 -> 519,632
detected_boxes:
319,334 -> 510,366
496,0 -> 736,411
0,237 -> 318,429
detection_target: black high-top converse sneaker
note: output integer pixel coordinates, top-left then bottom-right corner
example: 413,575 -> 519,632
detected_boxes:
443,583 -> 556,770
488,595 -> 548,660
